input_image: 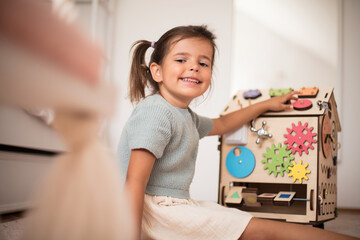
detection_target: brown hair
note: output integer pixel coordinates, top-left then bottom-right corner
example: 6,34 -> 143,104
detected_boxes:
128,25 -> 217,103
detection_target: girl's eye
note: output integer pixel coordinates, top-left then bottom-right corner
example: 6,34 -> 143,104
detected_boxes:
200,62 -> 209,67
175,59 -> 186,63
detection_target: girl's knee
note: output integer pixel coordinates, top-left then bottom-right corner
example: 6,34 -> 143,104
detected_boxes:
239,218 -> 269,240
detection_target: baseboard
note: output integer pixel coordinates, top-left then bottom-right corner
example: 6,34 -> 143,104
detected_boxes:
338,208 -> 360,213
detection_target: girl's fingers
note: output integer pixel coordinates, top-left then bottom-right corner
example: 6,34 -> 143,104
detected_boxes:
283,91 -> 299,103
285,91 -> 299,98
282,103 -> 293,110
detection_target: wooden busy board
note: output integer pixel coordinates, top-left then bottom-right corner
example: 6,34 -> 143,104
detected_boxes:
219,87 -> 340,225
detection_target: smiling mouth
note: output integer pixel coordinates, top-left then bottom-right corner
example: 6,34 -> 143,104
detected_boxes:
179,78 -> 201,84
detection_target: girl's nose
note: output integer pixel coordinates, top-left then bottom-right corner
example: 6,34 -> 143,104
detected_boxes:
190,64 -> 199,72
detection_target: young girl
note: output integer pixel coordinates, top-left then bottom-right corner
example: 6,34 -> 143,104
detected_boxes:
118,25 -> 358,240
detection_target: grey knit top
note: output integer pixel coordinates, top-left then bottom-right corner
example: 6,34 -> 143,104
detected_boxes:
118,94 -> 213,199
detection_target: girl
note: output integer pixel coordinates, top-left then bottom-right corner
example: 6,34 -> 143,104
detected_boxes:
118,25 -> 357,240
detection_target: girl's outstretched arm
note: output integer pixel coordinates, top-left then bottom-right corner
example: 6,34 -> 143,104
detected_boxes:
208,91 -> 299,136
125,149 -> 156,239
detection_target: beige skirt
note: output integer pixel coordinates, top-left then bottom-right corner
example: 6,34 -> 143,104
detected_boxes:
142,194 -> 253,240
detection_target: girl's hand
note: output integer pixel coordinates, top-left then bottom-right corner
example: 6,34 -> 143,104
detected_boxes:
265,91 -> 300,112
209,91 -> 300,136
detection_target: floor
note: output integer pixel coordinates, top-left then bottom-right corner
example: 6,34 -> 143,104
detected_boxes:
1,209 -> 360,239
0,212 -> 25,240
324,209 -> 360,238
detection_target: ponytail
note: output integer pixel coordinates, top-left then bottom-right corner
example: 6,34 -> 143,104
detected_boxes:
128,25 -> 217,104
129,40 -> 158,103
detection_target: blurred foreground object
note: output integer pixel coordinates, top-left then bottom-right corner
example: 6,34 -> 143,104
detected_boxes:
0,0 -> 101,85
23,112 -> 135,240
0,0 -> 114,115
0,0 -> 135,239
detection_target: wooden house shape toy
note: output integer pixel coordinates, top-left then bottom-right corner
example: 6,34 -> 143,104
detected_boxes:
218,87 -> 341,225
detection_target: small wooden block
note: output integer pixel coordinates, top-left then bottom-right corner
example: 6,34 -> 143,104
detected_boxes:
225,186 -> 246,204
243,188 -> 261,207
274,191 -> 296,206
257,193 -> 276,205
298,87 -> 319,98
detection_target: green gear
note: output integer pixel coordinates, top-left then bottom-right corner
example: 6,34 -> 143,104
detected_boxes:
262,143 -> 294,177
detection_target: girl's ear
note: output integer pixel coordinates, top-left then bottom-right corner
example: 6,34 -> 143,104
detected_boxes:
150,62 -> 162,83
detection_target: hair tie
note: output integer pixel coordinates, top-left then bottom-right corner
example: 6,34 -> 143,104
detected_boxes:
151,41 -> 156,48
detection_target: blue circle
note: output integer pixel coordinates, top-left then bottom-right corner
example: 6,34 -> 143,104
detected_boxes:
226,146 -> 255,178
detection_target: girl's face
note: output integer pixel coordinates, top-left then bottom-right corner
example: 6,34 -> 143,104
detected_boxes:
150,37 -> 213,108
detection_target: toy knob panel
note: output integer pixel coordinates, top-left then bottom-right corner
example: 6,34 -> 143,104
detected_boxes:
225,146 -> 255,178
293,99 -> 313,111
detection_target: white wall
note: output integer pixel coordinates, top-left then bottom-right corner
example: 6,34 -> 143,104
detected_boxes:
338,0 -> 360,208
231,0 -> 338,92
231,0 -> 360,208
109,0 -> 234,202
108,0 -> 360,207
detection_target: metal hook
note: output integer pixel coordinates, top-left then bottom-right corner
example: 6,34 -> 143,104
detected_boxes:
250,120 -> 272,144
317,100 -> 331,111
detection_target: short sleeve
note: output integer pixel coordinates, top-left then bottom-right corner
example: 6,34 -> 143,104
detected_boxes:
190,111 -> 213,139
125,105 -> 173,159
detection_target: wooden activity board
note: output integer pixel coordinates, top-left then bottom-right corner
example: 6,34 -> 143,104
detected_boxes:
218,87 -> 341,225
